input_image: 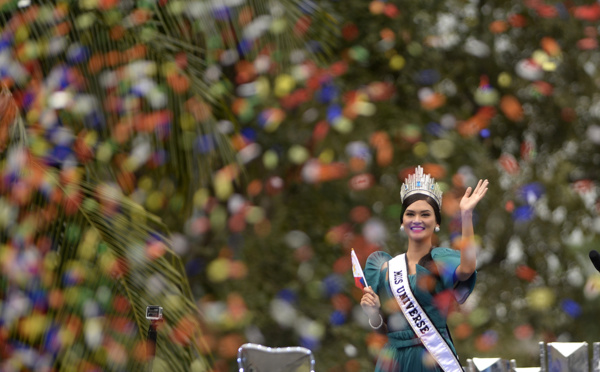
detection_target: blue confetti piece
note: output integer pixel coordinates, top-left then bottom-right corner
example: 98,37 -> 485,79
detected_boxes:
241,127 -> 257,142
513,205 -> 535,221
66,44 -> 89,65
326,104 -> 342,124
212,6 -> 230,21
518,182 -> 545,204
277,288 -> 298,304
426,122 -> 445,137
299,0 -> 317,14
185,258 -> 206,276
318,84 -> 338,104
561,298 -> 582,318
151,149 -> 168,166
195,135 -> 216,154
416,69 -> 440,86
299,336 -> 320,350
238,39 -> 253,56
323,274 -> 345,297
306,40 -> 322,53
329,310 -> 346,326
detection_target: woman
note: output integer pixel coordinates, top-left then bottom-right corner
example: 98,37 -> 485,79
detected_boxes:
360,166 -> 488,371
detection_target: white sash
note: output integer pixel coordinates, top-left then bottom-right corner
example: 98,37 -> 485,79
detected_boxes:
388,254 -> 462,372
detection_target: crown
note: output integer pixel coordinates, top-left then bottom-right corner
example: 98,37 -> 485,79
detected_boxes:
400,165 -> 443,208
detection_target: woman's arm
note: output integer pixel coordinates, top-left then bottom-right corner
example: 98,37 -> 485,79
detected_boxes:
455,179 -> 489,281
360,286 -> 388,333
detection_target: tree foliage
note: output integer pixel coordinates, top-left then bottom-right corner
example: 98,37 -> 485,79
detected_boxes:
1,0 -> 600,371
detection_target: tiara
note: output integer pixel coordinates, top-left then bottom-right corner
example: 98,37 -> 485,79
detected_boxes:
400,165 -> 443,208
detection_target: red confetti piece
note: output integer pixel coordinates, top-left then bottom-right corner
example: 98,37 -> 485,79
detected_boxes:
515,265 -> 537,282
294,16 -> 311,36
342,24 -> 359,41
508,14 -> 527,28
383,3 -> 399,18
499,153 -> 520,175
489,20 -> 508,34
513,324 -> 535,340
350,205 -> 371,223
349,173 -> 374,191
500,95 -> 524,122
577,38 -> 598,50
574,3 -> 600,21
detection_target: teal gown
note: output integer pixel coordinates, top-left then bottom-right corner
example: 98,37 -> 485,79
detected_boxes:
364,248 -> 476,372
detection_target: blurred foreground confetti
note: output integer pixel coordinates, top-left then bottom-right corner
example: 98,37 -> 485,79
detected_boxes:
2,0 -> 600,370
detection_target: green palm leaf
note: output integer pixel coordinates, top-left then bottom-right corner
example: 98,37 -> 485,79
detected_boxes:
1,0 -> 337,369
0,86 -> 206,370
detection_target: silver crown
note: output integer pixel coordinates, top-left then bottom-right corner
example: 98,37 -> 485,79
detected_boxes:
400,165 -> 443,208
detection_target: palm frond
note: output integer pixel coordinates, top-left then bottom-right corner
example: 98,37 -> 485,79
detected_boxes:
0,84 -> 208,370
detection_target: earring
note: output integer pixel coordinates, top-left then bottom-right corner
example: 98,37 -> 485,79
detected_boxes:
400,225 -> 404,232
435,226 -> 440,232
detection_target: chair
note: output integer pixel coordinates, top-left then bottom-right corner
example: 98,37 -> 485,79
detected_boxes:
540,341 -> 589,372
593,342 -> 600,372
467,357 -> 510,371
509,360 -> 541,372
237,343 -> 315,372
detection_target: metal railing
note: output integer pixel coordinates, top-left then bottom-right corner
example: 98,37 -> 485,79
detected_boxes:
466,341 -> 600,372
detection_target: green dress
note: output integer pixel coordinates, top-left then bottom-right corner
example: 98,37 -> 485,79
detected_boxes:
364,248 -> 476,372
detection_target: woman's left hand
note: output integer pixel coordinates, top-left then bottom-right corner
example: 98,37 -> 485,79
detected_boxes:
459,179 -> 489,212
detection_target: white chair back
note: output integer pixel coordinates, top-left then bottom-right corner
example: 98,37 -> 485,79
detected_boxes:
237,343 -> 315,372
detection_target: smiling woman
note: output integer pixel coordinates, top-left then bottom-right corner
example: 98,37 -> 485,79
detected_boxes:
359,165 -> 488,372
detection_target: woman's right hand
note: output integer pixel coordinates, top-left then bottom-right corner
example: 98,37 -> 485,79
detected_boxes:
360,286 -> 381,319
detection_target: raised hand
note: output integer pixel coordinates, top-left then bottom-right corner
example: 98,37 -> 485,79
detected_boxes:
459,179 -> 489,213
360,286 -> 381,319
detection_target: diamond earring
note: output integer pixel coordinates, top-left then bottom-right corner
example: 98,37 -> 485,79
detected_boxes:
435,226 -> 440,232
400,225 -> 404,232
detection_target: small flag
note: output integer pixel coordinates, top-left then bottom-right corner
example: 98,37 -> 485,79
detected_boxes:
351,249 -> 368,290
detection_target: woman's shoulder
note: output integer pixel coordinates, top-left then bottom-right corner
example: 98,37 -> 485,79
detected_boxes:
431,247 -> 460,259
364,251 -> 393,293
366,250 -> 394,267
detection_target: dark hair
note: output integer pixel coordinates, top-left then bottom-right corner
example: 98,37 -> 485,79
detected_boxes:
400,194 -> 441,225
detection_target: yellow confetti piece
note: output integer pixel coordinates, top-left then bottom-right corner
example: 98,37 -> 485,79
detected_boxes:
542,61 -> 557,72
214,172 -> 233,201
527,287 -> 555,311
180,112 -> 196,131
78,229 -> 100,261
209,206 -> 227,229
288,145 -> 309,164
78,0 -> 97,9
20,313 -> 49,342
245,206 -> 265,224
270,18 -> 288,34
355,102 -> 376,116
146,190 -> 165,212
96,142 -> 113,163
59,327 -> 76,347
99,252 -> 117,275
274,74 -> 295,98
255,76 -> 271,99
389,55 -> 406,70
412,141 -> 429,157
332,117 -> 353,133
262,150 -> 279,170
318,149 -> 335,164
15,25 -> 30,44
193,188 -> 210,208
43,251 -> 60,271
207,258 -> 230,283
532,49 -> 549,65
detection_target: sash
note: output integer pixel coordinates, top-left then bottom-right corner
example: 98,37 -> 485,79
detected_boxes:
388,254 -> 462,372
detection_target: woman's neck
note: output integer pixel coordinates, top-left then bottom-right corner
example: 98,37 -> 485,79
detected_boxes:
406,240 -> 433,262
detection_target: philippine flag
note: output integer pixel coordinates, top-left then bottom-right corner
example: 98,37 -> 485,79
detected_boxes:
351,249 -> 368,290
